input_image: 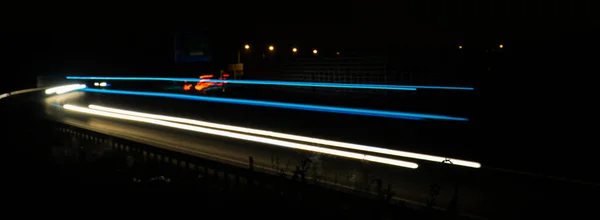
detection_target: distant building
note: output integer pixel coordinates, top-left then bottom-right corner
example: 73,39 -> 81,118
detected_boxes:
273,56 -> 393,95
281,56 -> 391,84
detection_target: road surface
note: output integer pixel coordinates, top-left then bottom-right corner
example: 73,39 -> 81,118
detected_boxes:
32,90 -> 598,219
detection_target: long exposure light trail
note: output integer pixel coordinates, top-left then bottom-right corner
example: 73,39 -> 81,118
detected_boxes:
80,88 -> 468,121
66,76 -> 473,91
62,104 -> 419,169
45,84 -> 87,95
89,104 -> 480,168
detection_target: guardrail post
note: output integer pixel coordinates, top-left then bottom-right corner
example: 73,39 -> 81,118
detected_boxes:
384,183 -> 395,202
375,178 -> 383,200
441,158 -> 461,217
426,183 -> 441,209
334,172 -> 338,184
78,145 -> 86,162
248,156 -> 255,188
249,156 -> 254,171
447,186 -> 460,218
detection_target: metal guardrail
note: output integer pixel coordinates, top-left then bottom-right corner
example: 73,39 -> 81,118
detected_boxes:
50,120 -> 480,220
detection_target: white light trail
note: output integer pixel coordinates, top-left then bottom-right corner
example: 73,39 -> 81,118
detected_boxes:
45,84 -> 86,95
10,88 -> 45,95
89,104 -> 481,168
64,104 -> 418,169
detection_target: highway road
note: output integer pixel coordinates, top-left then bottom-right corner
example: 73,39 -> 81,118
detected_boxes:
29,88 -> 598,219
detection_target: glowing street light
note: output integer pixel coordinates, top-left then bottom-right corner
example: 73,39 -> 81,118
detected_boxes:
336,52 -> 340,55
312,49 -> 318,54
268,45 -> 274,51
458,45 -> 463,49
499,44 -> 504,49
244,44 -> 250,50
292,47 -> 297,53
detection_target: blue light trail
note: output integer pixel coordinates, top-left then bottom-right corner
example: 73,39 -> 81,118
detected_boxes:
79,88 -> 469,121
66,76 -> 473,91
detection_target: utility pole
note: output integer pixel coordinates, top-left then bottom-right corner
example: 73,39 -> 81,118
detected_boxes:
235,51 -> 241,79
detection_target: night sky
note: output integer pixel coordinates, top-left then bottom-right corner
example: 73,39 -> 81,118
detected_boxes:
1,1 -> 597,90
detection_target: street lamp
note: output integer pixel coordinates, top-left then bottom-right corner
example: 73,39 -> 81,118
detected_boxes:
499,44 -> 504,49
312,49 -> 318,54
292,47 -> 297,53
268,45 -> 274,51
458,45 -> 463,49
238,44 -> 250,63
235,44 -> 250,79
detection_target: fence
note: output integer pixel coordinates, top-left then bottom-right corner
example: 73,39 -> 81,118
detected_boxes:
274,57 -> 393,96
49,121 -> 470,219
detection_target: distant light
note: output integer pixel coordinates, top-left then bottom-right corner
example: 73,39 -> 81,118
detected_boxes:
312,49 -> 318,54
458,45 -> 463,49
499,44 -> 504,49
94,82 -> 99,86
336,52 -> 340,55
99,82 -> 107,87
268,45 -> 274,51
292,48 -> 297,52
244,44 -> 250,50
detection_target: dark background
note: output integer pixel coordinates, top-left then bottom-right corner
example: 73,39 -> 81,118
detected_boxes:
1,1 -> 599,174
1,1 -> 596,85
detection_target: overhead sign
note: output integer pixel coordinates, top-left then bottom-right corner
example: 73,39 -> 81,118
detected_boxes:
229,63 -> 243,79
228,63 -> 243,71
174,32 -> 212,62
